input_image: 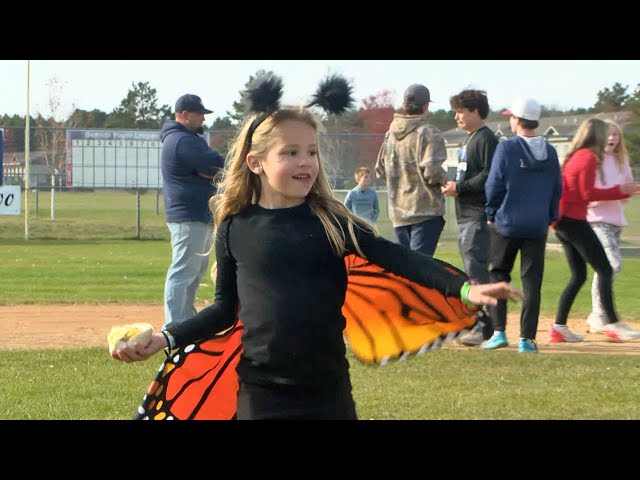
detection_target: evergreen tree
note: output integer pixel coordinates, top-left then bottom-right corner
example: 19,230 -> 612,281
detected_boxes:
594,82 -> 630,112
623,83 -> 640,168
105,81 -> 171,129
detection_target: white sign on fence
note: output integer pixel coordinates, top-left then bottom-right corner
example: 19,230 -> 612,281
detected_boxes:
0,186 -> 21,215
65,129 -> 210,189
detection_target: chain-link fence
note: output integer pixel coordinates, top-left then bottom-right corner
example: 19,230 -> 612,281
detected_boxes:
3,125 -> 639,188
2,126 -> 640,245
0,126 -> 395,240
0,126 -> 389,190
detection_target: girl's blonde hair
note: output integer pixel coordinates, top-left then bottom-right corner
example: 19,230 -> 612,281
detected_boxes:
563,117 -> 608,181
210,106 -> 378,257
603,118 -> 629,173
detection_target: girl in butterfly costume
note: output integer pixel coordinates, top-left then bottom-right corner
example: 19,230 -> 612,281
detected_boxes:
111,74 -> 523,420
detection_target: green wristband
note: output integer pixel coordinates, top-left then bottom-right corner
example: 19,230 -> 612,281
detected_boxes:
460,282 -> 474,307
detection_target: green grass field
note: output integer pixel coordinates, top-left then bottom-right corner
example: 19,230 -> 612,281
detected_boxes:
2,347 -> 639,420
2,190 -> 639,314
2,190 -> 640,420
2,238 -> 639,318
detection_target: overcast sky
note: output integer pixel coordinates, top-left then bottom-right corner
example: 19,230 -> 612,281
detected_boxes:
2,60 -> 639,120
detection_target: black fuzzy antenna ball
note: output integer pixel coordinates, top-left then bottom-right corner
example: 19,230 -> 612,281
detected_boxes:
307,74 -> 354,115
244,73 -> 284,115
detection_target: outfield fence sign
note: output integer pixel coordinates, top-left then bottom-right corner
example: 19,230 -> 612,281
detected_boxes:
0,185 -> 20,215
65,129 -> 210,189
0,127 -> 4,185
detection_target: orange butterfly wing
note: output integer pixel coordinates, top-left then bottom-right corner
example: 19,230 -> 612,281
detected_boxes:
342,254 -> 478,364
134,322 -> 243,420
134,255 -> 478,419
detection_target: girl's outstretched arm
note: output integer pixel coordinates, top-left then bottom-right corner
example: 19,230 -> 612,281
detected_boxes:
465,282 -> 524,307
349,223 -> 524,306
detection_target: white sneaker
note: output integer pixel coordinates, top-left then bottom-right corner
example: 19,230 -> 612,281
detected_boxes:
456,329 -> 484,346
587,314 -> 606,334
549,325 -> 584,343
604,322 -> 640,342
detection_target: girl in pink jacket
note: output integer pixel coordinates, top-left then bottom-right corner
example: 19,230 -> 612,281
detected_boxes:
552,117 -> 640,343
585,120 -> 635,334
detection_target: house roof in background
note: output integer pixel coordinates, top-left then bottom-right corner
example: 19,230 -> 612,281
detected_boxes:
442,110 -> 632,143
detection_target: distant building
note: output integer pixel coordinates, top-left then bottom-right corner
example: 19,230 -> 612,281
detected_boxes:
2,151 -> 57,187
441,111 -> 632,169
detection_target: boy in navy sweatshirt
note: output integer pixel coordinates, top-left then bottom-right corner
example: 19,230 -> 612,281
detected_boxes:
483,97 -> 562,353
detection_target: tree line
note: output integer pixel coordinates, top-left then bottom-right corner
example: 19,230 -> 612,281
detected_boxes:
2,72 -> 640,169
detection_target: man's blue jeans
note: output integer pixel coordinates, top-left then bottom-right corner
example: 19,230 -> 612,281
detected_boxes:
164,221 -> 213,326
394,216 -> 445,257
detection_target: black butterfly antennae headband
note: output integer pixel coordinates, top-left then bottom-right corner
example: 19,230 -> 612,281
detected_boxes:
243,73 -> 355,152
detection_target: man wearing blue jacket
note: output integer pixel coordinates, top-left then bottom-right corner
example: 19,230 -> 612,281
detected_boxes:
161,94 -> 225,326
482,98 -> 562,353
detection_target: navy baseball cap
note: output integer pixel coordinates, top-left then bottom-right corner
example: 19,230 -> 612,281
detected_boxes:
175,94 -> 213,114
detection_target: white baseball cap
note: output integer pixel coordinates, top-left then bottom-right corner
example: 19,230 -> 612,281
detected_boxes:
501,97 -> 541,121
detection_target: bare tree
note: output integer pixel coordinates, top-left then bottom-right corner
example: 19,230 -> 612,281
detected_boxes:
34,76 -> 74,174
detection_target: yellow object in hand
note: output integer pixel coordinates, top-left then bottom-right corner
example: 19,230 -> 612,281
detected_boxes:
107,322 -> 153,354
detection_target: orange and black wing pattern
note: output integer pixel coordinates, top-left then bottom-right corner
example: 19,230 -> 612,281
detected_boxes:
342,254 -> 478,364
134,321 -> 243,420
134,255 -> 478,419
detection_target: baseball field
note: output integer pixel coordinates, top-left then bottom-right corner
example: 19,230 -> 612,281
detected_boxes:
1,190 -> 639,419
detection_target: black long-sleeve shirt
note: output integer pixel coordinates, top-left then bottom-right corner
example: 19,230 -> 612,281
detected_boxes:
454,125 -> 498,223
166,202 -> 466,389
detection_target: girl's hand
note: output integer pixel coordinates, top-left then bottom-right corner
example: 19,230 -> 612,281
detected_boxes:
110,332 -> 168,363
620,182 -> 640,195
467,282 -> 524,306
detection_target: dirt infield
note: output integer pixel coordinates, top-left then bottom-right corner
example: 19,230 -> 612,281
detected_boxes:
1,303 -> 639,355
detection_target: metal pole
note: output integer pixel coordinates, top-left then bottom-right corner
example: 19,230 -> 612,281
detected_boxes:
51,174 -> 55,221
136,189 -> 141,239
25,60 -> 30,240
